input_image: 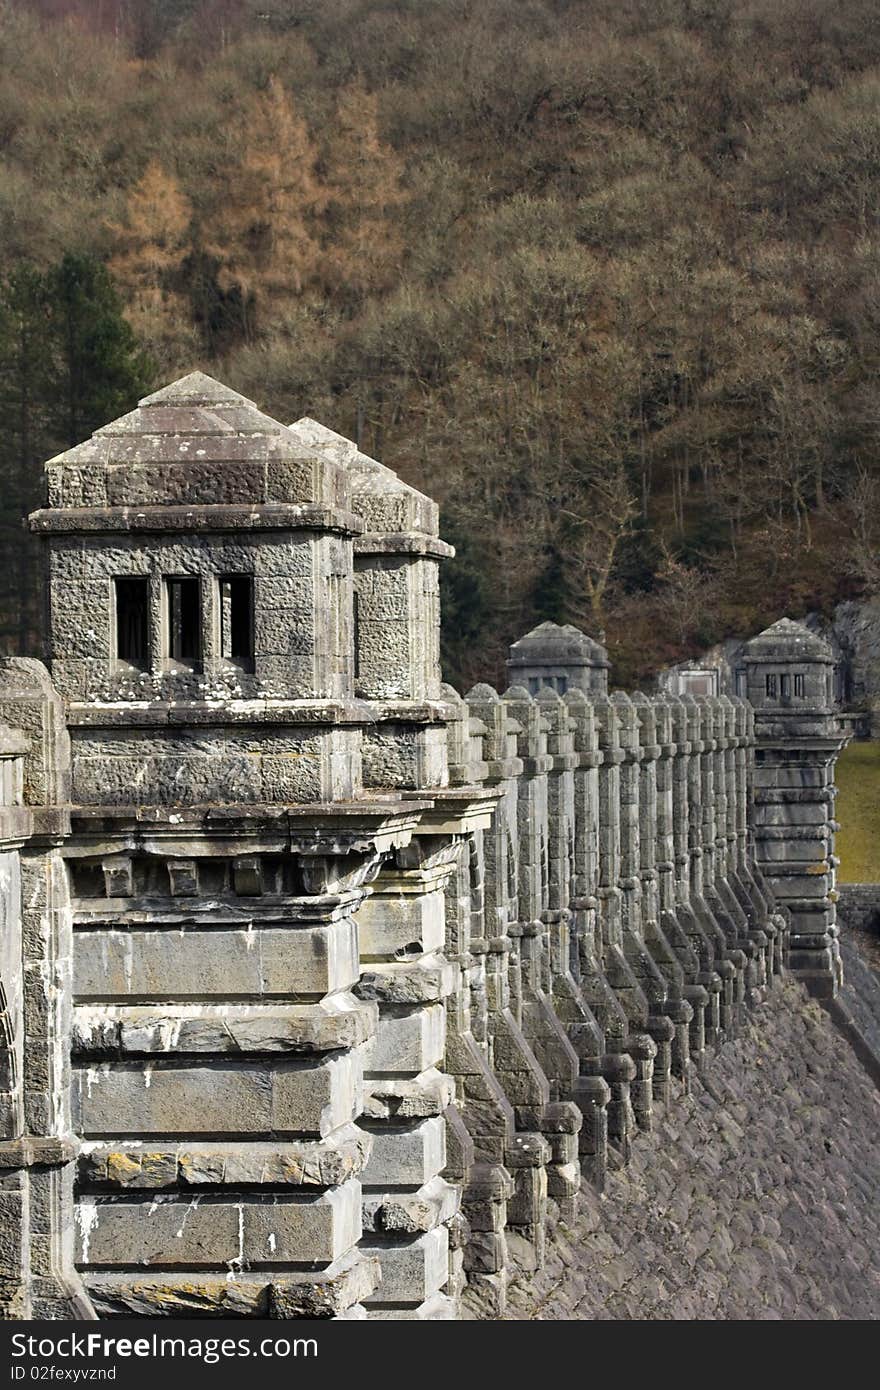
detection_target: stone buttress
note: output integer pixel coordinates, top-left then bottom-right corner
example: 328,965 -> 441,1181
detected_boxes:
651,693 -> 709,1073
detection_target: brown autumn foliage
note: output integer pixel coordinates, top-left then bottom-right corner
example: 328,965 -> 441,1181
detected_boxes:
106,159 -> 197,370
2,0 -> 880,689
203,75 -> 326,337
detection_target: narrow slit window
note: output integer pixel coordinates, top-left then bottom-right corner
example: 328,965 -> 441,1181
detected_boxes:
794,674 -> 805,698
165,577 -> 201,663
765,673 -> 778,699
114,577 -> 149,669
219,576 -> 254,664
780,673 -> 791,699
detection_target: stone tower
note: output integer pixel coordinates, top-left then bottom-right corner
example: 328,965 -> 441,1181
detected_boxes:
27,372 -> 458,1317
739,617 -> 848,998
506,622 -> 610,696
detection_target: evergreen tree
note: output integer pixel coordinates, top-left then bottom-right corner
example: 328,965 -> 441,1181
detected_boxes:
0,266 -> 52,653
44,253 -> 152,448
0,254 -> 151,654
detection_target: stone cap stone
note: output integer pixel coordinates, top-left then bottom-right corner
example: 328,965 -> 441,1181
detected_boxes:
288,417 -> 446,545
507,621 -> 610,671
35,372 -> 352,518
740,617 -> 834,665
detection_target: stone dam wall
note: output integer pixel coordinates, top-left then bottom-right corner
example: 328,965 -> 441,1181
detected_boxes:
0,372 -> 861,1321
837,884 -> 880,937
501,977 -> 880,1321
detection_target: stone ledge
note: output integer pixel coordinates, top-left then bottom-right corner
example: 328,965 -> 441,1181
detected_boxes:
354,533 -> 454,559
86,1249 -> 380,1319
78,1128 -> 372,1190
30,502 -> 364,536
72,999 -> 378,1058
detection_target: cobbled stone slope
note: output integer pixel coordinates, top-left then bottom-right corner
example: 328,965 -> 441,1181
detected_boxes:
502,981 -> 880,1320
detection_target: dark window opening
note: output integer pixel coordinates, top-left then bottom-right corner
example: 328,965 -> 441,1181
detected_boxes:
781,673 -> 791,699
794,674 -> 805,698
219,576 -> 254,665
114,577 -> 149,668
165,577 -> 201,663
556,676 -> 568,694
765,673 -> 778,698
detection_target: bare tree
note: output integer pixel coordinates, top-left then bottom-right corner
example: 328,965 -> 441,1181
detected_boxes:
842,466 -> 880,592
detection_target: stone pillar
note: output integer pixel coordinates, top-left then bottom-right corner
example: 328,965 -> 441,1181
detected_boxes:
731,698 -> 787,979
72,817 -> 410,1320
668,697 -> 724,1049
560,690 -> 611,1189
499,687 -> 578,1262
592,694 -> 652,1146
611,693 -> 674,1108
440,688 -> 515,1318
713,696 -> 771,999
695,697 -> 749,1025
461,685 -> 552,1288
503,625 -> 615,1174
631,692 -> 693,1089
739,619 -> 848,999
680,696 -> 741,1039
357,834 -> 462,1320
0,659 -> 91,1320
530,688 -> 593,1209
652,694 -> 707,1074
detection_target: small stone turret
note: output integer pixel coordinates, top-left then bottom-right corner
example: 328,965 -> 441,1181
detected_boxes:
30,371 -> 369,806
507,622 -> 609,697
739,618 -> 849,998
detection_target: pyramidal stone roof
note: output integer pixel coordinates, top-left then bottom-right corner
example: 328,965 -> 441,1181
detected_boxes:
287,417 -> 439,538
508,620 -> 609,668
742,617 -> 834,663
39,372 -> 350,514
137,371 -> 253,409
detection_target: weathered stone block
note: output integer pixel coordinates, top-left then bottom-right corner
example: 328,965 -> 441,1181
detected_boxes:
74,918 -> 360,999
75,1179 -> 362,1268
358,889 -> 445,958
73,1051 -> 362,1139
361,1116 -> 446,1188
368,1005 -> 445,1074
362,1227 -> 449,1305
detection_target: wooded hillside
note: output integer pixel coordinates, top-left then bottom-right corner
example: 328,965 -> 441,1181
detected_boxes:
3,0 -> 880,687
